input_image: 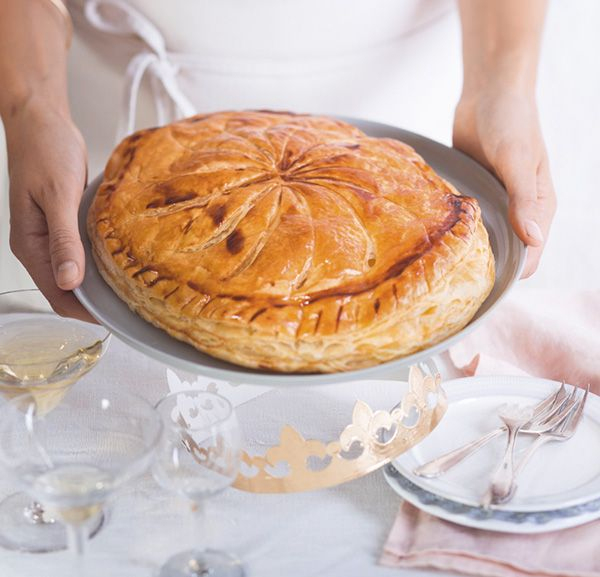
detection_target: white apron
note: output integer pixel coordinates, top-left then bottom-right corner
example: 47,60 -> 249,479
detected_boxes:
0,0 -> 460,291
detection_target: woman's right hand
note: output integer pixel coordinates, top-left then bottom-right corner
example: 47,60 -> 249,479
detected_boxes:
5,99 -> 93,320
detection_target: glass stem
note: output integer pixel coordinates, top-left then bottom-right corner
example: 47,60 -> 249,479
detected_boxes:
191,499 -> 207,553
66,522 -> 87,576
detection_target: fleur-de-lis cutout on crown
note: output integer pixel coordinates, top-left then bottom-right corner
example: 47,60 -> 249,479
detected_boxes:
233,366 -> 446,493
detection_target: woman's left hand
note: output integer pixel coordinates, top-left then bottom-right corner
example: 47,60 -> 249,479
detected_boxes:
453,90 -> 556,278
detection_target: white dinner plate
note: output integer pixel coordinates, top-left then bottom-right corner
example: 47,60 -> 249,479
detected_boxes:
75,118 -> 526,385
384,376 -> 600,533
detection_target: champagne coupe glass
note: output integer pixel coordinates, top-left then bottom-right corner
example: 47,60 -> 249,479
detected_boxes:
153,390 -> 244,577
0,385 -> 162,567
0,289 -> 111,552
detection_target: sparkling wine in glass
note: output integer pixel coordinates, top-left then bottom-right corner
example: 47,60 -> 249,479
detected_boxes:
0,289 -> 111,553
153,390 -> 244,577
0,385 -> 162,567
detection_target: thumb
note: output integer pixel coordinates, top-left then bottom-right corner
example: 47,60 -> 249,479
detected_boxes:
497,151 -> 544,249
45,195 -> 85,291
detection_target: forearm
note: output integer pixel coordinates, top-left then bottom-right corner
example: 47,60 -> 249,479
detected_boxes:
0,0 -> 70,121
458,0 -> 547,97
454,1 -> 555,278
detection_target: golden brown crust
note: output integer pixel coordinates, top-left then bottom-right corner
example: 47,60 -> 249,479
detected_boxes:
88,111 -> 495,373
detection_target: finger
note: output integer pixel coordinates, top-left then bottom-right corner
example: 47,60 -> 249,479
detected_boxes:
534,155 -> 557,239
521,245 -> 543,279
20,245 -> 96,323
43,187 -> 85,291
495,144 -> 545,249
519,159 -> 556,278
38,281 -> 97,323
10,202 -> 95,323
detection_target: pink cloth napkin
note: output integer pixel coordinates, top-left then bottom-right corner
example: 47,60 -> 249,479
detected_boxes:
381,501 -> 600,577
449,288 -> 600,392
381,288 -> 600,576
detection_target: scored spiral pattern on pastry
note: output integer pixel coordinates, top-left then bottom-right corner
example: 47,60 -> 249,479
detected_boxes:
89,111 -> 495,373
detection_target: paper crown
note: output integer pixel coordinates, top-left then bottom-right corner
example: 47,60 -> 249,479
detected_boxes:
233,366 -> 446,493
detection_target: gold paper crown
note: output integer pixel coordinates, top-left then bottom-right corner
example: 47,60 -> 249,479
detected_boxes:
234,366 -> 446,493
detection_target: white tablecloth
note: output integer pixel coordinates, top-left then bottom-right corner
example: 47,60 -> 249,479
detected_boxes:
0,337 -> 457,577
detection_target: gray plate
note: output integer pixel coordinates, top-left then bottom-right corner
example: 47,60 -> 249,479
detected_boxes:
383,464 -> 600,532
74,118 -> 525,385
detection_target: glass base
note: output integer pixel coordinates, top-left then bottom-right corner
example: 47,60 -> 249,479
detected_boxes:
159,549 -> 245,577
0,492 -> 104,553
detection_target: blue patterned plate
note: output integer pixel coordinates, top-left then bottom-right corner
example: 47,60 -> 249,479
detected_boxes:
383,376 -> 600,533
384,464 -> 600,534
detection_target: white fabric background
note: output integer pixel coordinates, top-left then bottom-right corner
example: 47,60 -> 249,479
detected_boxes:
2,0 -> 599,293
0,1 -> 599,575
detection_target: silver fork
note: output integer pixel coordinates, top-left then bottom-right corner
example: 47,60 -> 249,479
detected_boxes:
480,403 -> 534,508
489,385 -> 589,505
413,384 -> 567,478
481,388 -> 579,508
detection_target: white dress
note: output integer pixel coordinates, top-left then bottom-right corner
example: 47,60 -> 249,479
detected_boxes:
0,0 -> 460,291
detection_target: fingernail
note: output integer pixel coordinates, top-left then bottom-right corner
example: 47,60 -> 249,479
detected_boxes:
524,219 -> 544,244
57,261 -> 79,286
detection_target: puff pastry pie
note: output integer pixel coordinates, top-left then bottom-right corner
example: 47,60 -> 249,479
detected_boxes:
89,111 -> 495,373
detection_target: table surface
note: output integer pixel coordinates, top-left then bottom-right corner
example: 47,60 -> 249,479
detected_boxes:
0,337 -> 460,577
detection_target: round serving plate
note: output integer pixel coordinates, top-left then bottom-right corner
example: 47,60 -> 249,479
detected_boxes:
75,118 -> 525,385
383,464 -> 600,534
383,376 -> 600,533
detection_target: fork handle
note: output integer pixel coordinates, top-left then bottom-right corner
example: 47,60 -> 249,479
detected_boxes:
486,435 -> 552,506
514,435 -> 552,476
487,425 -> 522,504
413,427 -> 505,478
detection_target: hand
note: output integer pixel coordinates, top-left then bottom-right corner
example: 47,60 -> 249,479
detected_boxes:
453,90 -> 556,278
5,100 -> 93,320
